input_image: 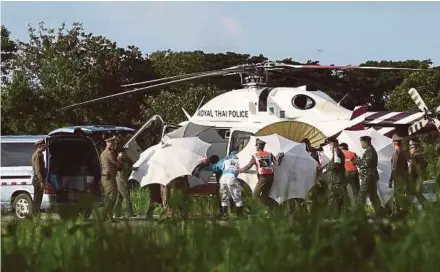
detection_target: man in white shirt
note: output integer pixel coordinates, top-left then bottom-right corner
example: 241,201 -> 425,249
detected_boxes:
219,151 -> 243,217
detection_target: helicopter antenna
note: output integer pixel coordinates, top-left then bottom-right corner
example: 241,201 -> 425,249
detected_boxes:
337,93 -> 350,106
196,96 -> 205,113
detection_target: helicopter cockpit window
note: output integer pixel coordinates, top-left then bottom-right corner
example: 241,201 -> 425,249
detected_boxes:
291,94 -> 316,110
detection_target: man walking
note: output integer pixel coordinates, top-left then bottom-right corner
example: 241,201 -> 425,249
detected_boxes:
338,143 -> 360,198
114,149 -> 135,218
239,138 -> 283,210
31,139 -> 46,217
356,136 -> 381,214
100,136 -> 120,221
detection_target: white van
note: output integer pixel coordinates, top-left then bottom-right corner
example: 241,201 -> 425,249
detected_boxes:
1,135 -> 49,218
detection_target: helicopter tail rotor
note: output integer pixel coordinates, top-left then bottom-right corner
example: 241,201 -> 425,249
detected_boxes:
407,88 -> 440,135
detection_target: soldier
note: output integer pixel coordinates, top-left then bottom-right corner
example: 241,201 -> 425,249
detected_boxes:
100,136 -> 121,221
114,148 -> 135,218
323,137 -> 346,216
356,136 -> 381,214
239,138 -> 284,210
389,134 -> 409,214
31,139 -> 46,216
408,140 -> 428,207
338,143 -> 360,198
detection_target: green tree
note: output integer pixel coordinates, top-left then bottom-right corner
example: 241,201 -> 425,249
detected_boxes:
386,70 -> 440,112
1,25 -> 17,85
1,22 -> 155,134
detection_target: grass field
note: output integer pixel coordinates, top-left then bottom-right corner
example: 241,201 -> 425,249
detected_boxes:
3,181 -> 440,272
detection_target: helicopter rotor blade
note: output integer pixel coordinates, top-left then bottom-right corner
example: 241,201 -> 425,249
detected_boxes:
264,62 -> 433,71
121,65 -> 245,88
57,69 -> 243,112
408,119 -> 429,135
408,88 -> 429,112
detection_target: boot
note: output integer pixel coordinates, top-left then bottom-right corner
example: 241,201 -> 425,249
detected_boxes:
236,206 -> 243,217
219,206 -> 227,218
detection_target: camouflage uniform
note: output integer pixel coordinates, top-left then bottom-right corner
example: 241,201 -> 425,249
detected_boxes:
325,148 -> 346,216
356,146 -> 381,213
408,151 -> 428,206
114,154 -> 135,217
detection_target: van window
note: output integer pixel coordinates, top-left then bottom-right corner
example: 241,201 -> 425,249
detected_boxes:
1,142 -> 36,167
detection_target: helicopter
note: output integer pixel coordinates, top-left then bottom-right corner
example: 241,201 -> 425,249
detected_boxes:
59,61 -> 439,163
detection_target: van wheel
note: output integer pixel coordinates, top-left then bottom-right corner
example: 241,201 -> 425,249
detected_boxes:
12,194 -> 33,219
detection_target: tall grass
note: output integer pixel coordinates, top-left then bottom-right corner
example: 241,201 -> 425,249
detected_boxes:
2,152 -> 440,272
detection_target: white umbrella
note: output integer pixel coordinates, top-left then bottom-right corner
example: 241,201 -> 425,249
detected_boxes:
237,134 -> 318,203
129,144 -> 158,184
135,137 -> 211,187
322,128 -> 393,206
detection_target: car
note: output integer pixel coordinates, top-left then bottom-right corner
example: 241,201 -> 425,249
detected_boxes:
1,125 -> 136,219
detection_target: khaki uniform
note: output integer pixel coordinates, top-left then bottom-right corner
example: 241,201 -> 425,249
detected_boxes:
408,152 -> 428,206
100,149 -> 120,220
162,176 -> 189,218
31,150 -> 45,214
146,184 -> 162,218
114,155 -> 134,217
391,148 -> 409,212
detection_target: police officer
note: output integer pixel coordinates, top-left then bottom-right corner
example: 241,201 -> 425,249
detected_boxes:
338,143 -> 360,198
356,136 -> 381,214
114,148 -> 135,218
408,140 -> 428,207
302,138 -> 321,163
239,138 -> 283,209
161,176 -> 189,218
323,137 -> 346,216
31,139 -> 46,216
389,134 -> 409,214
100,136 -> 120,220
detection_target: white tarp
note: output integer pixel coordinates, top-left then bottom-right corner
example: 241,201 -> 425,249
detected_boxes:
322,128 -> 393,206
131,137 -> 211,187
237,134 -> 318,203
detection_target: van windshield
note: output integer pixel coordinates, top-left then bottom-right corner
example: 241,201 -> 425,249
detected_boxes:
1,142 -> 36,167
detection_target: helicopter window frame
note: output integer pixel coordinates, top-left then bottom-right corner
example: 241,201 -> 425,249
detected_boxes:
291,94 -> 316,110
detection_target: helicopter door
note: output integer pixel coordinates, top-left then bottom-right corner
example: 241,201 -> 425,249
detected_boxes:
123,115 -> 165,163
227,130 -> 255,154
258,88 -> 270,112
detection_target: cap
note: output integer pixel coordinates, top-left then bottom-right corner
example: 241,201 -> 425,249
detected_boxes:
256,138 -> 266,146
392,133 -> 403,142
339,142 -> 348,149
409,140 -> 418,148
301,138 -> 310,144
104,136 -> 117,143
360,136 -> 372,142
35,139 -> 45,146
324,137 -> 338,144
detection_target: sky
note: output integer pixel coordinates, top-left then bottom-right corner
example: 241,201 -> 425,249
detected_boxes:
2,1 -> 440,66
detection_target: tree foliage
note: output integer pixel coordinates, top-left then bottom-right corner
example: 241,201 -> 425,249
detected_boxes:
1,22 -> 439,135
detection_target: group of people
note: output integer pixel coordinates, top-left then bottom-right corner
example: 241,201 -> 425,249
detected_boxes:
304,133 -> 429,217
30,131 -> 431,220
145,138 -> 284,218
